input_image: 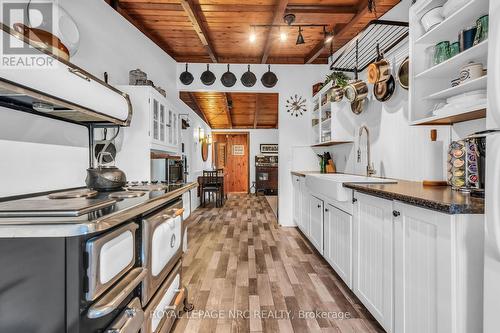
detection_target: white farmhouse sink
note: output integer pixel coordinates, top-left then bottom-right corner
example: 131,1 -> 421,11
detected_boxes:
305,174 -> 397,202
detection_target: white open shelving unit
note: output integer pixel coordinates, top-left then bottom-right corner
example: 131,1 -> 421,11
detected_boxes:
310,81 -> 354,147
409,0 -> 489,125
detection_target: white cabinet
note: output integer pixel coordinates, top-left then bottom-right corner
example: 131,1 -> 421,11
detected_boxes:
393,201 -> 483,333
300,178 -> 310,237
324,204 -> 352,288
353,193 -> 394,333
292,175 -> 310,237
309,195 -> 324,254
116,86 -> 180,181
292,175 -> 301,227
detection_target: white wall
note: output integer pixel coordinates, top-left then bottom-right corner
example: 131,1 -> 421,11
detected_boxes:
177,63 -> 327,226
0,0 -> 210,209
212,129 -> 279,185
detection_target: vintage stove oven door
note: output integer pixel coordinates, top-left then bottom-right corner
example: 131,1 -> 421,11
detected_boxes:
103,297 -> 144,333
141,200 -> 183,305
86,223 -> 138,301
142,261 -> 184,333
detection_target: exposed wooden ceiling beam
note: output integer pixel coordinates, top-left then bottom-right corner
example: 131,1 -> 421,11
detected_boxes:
179,0 -> 218,63
187,92 -> 210,126
107,0 -> 176,57
260,0 -> 289,64
286,5 -> 357,14
304,0 -> 372,64
224,93 -> 233,129
254,95 -> 260,129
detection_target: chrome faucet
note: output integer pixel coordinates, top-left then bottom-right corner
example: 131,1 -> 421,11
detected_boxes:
357,125 -> 376,177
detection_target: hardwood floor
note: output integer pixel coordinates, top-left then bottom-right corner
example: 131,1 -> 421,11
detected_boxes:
173,194 -> 385,333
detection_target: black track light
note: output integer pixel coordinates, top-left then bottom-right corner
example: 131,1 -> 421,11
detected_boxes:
296,26 -> 305,45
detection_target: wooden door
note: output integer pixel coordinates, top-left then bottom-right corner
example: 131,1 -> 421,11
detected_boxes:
212,133 -> 249,193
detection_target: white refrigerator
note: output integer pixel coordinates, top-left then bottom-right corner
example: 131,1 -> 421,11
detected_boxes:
484,1 -> 500,332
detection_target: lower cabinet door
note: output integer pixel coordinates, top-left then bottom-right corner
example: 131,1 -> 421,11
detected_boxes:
299,178 -> 310,237
353,192 -> 393,333
292,176 -> 301,227
309,195 -> 324,254
393,201 -> 453,333
324,204 -> 352,288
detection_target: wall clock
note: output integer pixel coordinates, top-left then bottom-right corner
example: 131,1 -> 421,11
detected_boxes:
286,94 -> 307,117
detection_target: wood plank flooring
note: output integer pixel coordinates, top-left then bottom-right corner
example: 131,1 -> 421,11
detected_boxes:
173,194 -> 385,333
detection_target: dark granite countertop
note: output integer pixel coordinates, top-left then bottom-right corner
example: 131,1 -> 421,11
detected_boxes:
344,180 -> 484,215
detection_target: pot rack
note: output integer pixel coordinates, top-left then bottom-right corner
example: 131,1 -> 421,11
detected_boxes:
329,20 -> 409,73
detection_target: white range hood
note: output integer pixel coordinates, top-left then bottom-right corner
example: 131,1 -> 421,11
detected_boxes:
0,24 -> 132,126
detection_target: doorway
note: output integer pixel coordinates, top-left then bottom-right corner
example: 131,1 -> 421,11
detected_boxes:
212,132 -> 250,193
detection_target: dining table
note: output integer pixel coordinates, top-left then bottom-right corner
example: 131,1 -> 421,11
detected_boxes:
197,170 -> 226,206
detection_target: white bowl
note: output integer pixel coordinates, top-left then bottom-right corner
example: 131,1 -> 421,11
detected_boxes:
421,6 -> 444,32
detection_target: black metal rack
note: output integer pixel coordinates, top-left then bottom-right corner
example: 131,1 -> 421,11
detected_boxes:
330,20 -> 409,72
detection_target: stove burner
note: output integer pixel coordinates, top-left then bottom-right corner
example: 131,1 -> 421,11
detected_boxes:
48,189 -> 98,199
108,191 -> 147,199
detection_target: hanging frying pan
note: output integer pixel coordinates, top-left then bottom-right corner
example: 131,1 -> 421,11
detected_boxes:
374,75 -> 396,102
367,44 -> 390,84
398,57 -> 409,90
351,99 -> 365,115
221,64 -> 237,87
241,65 -> 257,87
261,65 -> 278,88
200,64 -> 216,86
179,63 -> 194,85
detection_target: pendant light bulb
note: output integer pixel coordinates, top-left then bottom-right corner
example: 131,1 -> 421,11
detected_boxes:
324,27 -> 334,44
279,27 -> 287,42
249,27 -> 256,43
296,26 -> 305,45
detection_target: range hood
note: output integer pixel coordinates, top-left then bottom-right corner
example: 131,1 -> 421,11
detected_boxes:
0,24 -> 132,126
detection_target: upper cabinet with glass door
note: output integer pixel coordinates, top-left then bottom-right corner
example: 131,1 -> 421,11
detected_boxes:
150,90 -> 180,153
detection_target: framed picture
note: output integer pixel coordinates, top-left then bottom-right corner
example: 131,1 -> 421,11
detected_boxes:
260,144 -> 278,154
232,145 -> 245,156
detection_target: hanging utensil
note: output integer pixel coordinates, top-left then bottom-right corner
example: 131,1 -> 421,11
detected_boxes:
367,44 -> 390,84
261,65 -> 278,88
374,75 -> 396,102
351,99 -> 365,115
94,127 -> 119,163
13,23 -> 70,61
221,64 -> 237,87
200,64 -> 216,86
345,40 -> 367,114
397,56 -> 409,90
241,65 -> 257,87
179,63 -> 194,85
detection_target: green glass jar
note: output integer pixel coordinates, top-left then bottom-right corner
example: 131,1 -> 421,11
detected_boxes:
434,41 -> 451,64
474,15 -> 489,44
450,41 -> 460,57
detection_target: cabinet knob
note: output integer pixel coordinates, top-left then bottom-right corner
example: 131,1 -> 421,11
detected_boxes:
325,208 -> 329,212
317,204 -> 321,208
352,198 -> 358,203
393,210 -> 401,217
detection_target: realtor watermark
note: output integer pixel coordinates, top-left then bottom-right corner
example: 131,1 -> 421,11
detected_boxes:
1,0 -> 59,69
150,308 -> 352,321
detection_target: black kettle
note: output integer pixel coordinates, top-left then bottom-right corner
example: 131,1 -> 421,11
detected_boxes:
86,152 -> 127,191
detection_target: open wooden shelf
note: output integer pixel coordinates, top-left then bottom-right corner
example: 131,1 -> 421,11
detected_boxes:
311,140 -> 354,147
411,106 -> 486,125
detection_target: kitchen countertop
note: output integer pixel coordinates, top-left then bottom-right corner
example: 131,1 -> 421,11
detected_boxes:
292,171 -> 484,214
291,171 -> 321,177
0,182 -> 198,238
344,180 -> 484,215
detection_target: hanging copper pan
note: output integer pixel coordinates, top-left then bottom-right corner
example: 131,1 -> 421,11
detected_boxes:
367,44 -> 390,84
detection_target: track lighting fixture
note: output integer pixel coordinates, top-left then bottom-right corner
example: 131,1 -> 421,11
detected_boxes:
324,27 -> 334,44
296,26 -> 305,45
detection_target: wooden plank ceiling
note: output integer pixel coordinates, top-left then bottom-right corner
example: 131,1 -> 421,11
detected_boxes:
180,92 -> 278,129
109,0 -> 400,64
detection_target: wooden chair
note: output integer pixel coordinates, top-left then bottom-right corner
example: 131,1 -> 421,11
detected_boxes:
201,170 -> 222,207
